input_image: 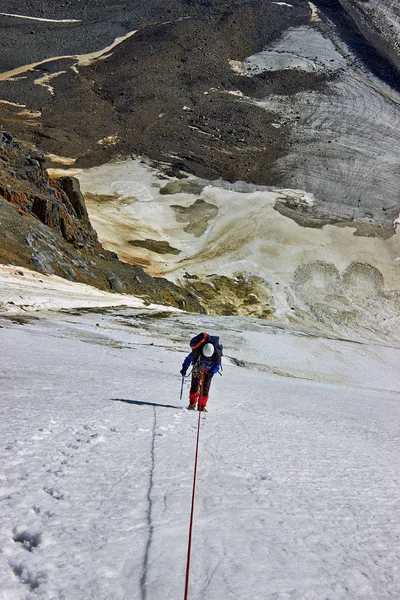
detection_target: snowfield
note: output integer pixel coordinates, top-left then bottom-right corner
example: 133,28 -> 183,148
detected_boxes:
0,265 -> 176,313
1,275 -> 400,599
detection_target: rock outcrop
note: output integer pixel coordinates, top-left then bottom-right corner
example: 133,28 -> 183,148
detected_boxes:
0,132 -> 99,250
0,131 -> 203,311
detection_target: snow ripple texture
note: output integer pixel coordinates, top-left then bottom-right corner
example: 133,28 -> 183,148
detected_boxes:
255,25 -> 400,227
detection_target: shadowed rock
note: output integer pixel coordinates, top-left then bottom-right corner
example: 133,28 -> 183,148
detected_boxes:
171,198 -> 218,236
128,239 -> 181,255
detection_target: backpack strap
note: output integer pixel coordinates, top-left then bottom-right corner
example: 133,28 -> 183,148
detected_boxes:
190,332 -> 208,350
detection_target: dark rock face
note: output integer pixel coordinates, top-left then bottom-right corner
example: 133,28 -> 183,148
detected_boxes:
0,132 -> 99,250
0,131 -> 203,311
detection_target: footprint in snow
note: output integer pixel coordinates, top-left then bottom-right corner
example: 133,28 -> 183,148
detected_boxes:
12,527 -> 42,552
31,505 -> 54,518
9,559 -> 47,590
43,487 -> 64,501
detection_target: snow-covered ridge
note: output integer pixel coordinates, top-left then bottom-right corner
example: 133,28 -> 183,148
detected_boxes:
338,0 -> 400,70
229,27 -> 343,75
0,265 -> 178,313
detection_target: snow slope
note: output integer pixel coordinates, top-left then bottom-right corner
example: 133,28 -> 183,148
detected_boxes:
0,265 -> 177,313
1,291 -> 400,599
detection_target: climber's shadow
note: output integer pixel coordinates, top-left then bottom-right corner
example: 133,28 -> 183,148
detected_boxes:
111,398 -> 182,410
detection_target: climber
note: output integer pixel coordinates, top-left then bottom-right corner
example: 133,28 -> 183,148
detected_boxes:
180,332 -> 222,412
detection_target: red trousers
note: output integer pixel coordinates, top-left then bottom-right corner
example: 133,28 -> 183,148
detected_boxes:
189,372 -> 211,409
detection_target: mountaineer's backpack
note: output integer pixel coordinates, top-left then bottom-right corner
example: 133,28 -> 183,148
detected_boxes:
190,332 -> 223,358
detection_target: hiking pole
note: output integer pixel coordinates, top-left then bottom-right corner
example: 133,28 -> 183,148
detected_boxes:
180,376 -> 185,402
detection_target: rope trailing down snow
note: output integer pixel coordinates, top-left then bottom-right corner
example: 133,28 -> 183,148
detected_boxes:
184,373 -> 204,600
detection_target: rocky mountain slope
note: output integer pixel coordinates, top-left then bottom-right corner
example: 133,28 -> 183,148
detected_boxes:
1,0 -> 399,230
0,0 -> 400,326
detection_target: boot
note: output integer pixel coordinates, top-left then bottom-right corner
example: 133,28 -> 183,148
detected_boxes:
187,403 -> 197,410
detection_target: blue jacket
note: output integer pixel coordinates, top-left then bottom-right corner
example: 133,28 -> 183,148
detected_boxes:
182,344 -> 221,376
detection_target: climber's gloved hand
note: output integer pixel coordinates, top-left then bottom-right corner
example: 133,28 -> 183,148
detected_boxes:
180,368 -> 187,376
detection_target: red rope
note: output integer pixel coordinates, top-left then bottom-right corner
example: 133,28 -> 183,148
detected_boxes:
184,373 -> 204,600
